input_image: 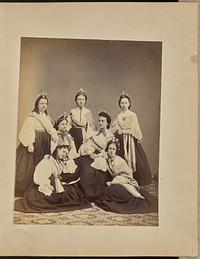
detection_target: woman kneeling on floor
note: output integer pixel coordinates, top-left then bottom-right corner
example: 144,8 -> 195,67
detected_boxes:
14,141 -> 92,213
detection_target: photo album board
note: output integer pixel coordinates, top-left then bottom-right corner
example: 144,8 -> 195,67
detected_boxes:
0,2 -> 198,257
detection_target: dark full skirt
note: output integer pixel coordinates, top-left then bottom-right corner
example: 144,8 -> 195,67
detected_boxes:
15,131 -> 51,196
69,127 -> 83,152
78,155 -> 112,202
14,181 -> 92,213
116,134 -> 152,186
95,184 -> 158,214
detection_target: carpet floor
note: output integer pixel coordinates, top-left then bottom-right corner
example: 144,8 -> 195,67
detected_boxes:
13,179 -> 158,226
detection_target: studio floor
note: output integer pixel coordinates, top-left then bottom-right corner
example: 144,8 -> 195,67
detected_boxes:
13,179 -> 158,226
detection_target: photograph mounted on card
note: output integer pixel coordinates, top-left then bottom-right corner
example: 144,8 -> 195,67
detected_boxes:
0,2 -> 198,257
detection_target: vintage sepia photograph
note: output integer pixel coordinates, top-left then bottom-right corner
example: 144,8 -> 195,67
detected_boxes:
13,37 -> 161,226
0,3 -> 198,257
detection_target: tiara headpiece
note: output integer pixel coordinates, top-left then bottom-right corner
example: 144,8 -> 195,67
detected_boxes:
54,112 -> 68,129
98,109 -> 108,115
110,137 -> 120,150
121,91 -> 131,99
36,91 -> 48,99
57,112 -> 68,120
54,112 -> 68,125
77,88 -> 86,95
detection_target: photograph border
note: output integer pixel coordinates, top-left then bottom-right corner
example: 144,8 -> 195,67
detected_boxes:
0,3 -> 198,256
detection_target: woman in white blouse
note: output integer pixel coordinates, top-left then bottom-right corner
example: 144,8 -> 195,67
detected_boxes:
15,92 -> 57,197
78,111 -> 114,201
67,89 -> 95,151
14,142 -> 91,213
93,139 -> 158,214
111,92 -> 152,186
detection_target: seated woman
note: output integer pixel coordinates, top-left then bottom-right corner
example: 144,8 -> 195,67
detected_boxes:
78,111 -> 114,201
93,139 -> 158,214
14,141 -> 92,213
78,110 -> 113,157
51,112 -> 79,159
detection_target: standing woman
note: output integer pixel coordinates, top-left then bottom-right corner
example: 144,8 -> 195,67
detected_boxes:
67,89 -> 95,151
15,92 -> 57,196
111,92 -> 152,186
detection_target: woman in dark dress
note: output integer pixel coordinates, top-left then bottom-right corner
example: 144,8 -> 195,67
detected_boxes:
14,142 -> 92,213
67,89 -> 95,151
78,111 -> 114,201
111,92 -> 152,186
15,92 -> 57,197
93,139 -> 158,214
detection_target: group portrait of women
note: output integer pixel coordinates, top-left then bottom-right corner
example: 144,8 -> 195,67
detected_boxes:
14,88 -> 158,215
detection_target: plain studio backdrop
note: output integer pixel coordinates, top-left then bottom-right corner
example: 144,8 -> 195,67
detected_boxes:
17,37 -> 162,177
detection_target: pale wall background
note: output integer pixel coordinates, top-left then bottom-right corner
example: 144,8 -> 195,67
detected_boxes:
17,37 -> 162,176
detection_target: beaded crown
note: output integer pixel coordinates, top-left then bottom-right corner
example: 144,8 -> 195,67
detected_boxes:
109,137 -> 120,150
120,91 -> 131,99
98,109 -> 108,115
54,112 -> 68,128
76,88 -> 86,96
36,91 -> 48,99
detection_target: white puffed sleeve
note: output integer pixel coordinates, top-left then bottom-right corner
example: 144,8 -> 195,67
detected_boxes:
116,156 -> 133,177
18,115 -> 35,147
130,113 -> 143,140
85,110 -> 95,129
33,155 -> 53,186
91,157 -> 108,172
110,118 -> 120,134
78,141 -> 95,156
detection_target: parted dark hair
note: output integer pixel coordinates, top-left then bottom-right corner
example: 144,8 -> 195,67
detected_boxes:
52,144 -> 71,159
118,93 -> 132,109
32,95 -> 49,115
105,138 -> 120,154
98,111 -> 111,129
75,89 -> 87,104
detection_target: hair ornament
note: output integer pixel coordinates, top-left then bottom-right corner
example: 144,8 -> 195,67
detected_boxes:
36,91 -> 48,98
77,88 -> 86,95
105,137 -> 120,152
121,91 -> 131,99
54,112 -> 68,129
54,112 -> 68,127
75,88 -> 88,103
57,112 -> 68,120
111,137 -> 120,149
98,109 -> 107,115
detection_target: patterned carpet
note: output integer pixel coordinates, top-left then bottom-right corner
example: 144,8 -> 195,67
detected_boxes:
13,179 -> 158,226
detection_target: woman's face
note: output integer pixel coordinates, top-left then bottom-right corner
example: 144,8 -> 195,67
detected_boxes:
76,95 -> 86,108
38,98 -> 48,113
57,147 -> 69,160
107,143 -> 117,158
120,97 -> 130,111
98,116 -> 108,131
58,119 -> 68,132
